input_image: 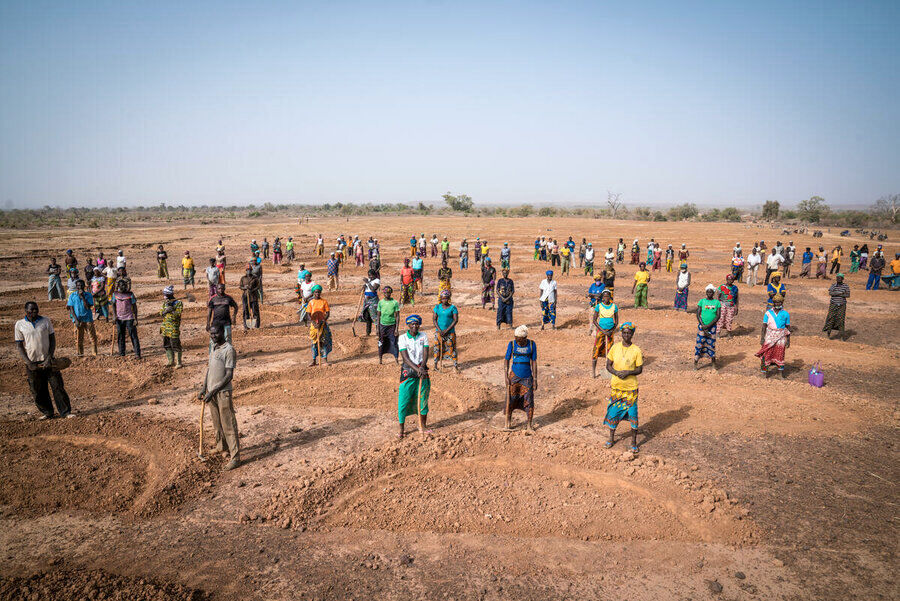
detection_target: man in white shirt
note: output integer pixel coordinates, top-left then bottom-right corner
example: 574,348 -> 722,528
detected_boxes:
14,301 -> 73,419
298,272 -> 317,323
397,314 -> 430,438
539,270 -> 558,330
746,249 -> 762,286
765,248 -> 784,286
605,247 -> 616,266
115,250 -> 126,270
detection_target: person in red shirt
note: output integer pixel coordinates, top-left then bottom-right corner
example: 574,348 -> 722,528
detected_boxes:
400,258 -> 416,306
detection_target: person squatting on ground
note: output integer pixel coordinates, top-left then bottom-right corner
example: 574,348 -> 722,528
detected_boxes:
591,289 -> 618,378
432,290 -> 460,372
15,302 -> 74,419
504,325 -> 537,431
539,270 -> 557,329
756,295 -> 792,378
160,285 -> 184,368
376,285 -> 400,364
603,322 -> 642,453
397,315 -> 430,438
823,274 -> 850,340
67,279 -> 98,357
695,284 -> 721,369
199,324 -> 240,470
307,285 -> 331,366
496,268 -> 515,329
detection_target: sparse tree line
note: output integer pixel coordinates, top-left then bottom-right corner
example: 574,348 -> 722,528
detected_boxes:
0,193 -> 895,229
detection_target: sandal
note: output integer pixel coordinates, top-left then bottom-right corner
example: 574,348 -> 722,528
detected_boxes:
604,441 -> 614,449
630,445 -> 639,453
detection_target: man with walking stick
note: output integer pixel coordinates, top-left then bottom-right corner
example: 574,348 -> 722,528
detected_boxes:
198,324 -> 239,470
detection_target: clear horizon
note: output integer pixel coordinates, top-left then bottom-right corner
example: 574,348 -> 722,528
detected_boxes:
2,1 -> 898,209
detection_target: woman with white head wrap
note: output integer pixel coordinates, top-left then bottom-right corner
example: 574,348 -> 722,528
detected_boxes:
504,325 -> 537,430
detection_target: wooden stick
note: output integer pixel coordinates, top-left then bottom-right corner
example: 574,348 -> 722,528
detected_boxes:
351,289 -> 365,337
198,399 -> 206,460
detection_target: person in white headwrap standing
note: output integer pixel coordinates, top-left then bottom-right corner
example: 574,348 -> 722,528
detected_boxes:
160,285 -> 183,368
503,325 -> 537,430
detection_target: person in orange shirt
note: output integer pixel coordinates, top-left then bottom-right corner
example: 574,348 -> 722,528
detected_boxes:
888,253 -> 900,290
400,258 -> 416,306
307,285 -> 331,366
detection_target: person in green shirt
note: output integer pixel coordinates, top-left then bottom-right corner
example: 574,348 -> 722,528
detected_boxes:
440,236 -> 450,262
695,284 -> 722,369
376,285 -> 401,364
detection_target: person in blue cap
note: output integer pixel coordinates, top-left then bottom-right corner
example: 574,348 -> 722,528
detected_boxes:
397,314 -> 430,437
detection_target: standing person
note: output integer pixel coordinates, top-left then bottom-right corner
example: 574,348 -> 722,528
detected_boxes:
533,237 -> 541,261
397,315 -> 431,438
583,243 -> 595,277
250,239 -> 260,256
887,253 -> 900,290
47,258 -> 65,300
764,248 -> 784,286
64,249 -> 78,272
500,242 -> 511,270
205,259 -> 220,300
286,237 -> 295,263
400,258 -> 416,306
430,234 -> 439,257
409,234 -> 418,258
560,243 -> 571,275
215,245 -> 226,284
630,239 -> 640,264
746,247 -> 762,286
480,239 -> 490,263
496,268 -> 515,329
206,283 -> 238,347
678,244 -> 689,265
756,296 -> 791,378
481,257 -> 497,310
296,271 -> 316,323
799,247 -> 814,278
114,266 -> 132,293
432,291 -> 460,372
674,263 -> 690,311
717,274 -> 740,338
239,267 -> 261,329
412,254 -> 425,293
67,279 -> 98,357
617,238 -> 626,263
459,239 -> 469,269
603,323 -> 642,452
578,238 -> 587,267
538,236 -> 547,262
766,273 -> 786,308
604,246 -> 616,267
646,240 -> 654,266
437,259 -> 452,296
602,264 -> 616,301
115,250 -> 126,270
866,251 -> 885,290
695,285 -> 721,369
503,325 -> 537,431
327,252 -> 340,290
591,290 -> 618,378
731,251 -> 745,282
199,325 -> 240,470
358,273 -> 380,336
632,263 -> 650,309
262,238 -> 270,259
823,274 -> 850,340
354,237 -> 365,267
376,285 -> 400,364
782,244 -> 794,279
315,234 -> 324,257
15,302 -> 73,419
441,236 -> 450,262
157,245 -> 169,279
665,244 -> 675,272
83,258 -> 96,285
849,245 -> 861,273
66,268 -> 80,292
829,245 -> 843,275
859,243 -> 869,270
550,240 -> 560,267
587,274 -> 606,335
160,286 -> 184,367
272,238 -> 282,264
112,280 -> 141,359
250,251 -> 264,303
815,246 -> 829,279
104,260 -> 118,299
181,251 -> 195,289
418,233 -> 427,259
652,243 -> 662,271
91,268 -> 110,321
307,285 -> 332,366
539,270 -> 557,330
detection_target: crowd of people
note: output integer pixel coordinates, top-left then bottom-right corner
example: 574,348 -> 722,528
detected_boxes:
14,229 -> 900,469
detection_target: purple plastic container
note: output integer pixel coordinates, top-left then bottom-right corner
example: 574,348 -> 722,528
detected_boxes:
808,362 -> 825,388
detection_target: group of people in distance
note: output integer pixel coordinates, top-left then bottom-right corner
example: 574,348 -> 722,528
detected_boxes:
14,230 -> 899,468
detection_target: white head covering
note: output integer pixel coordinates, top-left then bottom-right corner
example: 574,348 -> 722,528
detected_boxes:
705,283 -> 716,292
514,325 -> 529,338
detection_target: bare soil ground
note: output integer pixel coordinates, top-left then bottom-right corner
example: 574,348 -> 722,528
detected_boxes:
0,216 -> 897,600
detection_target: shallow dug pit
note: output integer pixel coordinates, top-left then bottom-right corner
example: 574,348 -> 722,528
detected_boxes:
261,432 -> 756,545
234,363 -> 499,412
0,569 -> 209,601
0,415 -> 220,518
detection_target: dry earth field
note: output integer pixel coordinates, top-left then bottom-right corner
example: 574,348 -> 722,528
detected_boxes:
0,216 -> 897,601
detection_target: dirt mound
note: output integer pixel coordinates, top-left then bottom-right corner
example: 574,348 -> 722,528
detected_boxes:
0,414 -> 220,517
258,431 -> 755,544
0,569 -> 208,601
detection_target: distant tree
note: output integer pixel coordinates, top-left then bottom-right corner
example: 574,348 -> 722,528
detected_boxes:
442,192 -> 474,213
873,193 -> 898,223
797,195 -> 828,223
516,204 -> 534,217
607,191 -> 624,218
761,200 -> 780,220
667,203 -> 698,221
417,202 -> 431,214
538,206 -> 557,217
720,207 -> 741,222
652,211 -> 667,222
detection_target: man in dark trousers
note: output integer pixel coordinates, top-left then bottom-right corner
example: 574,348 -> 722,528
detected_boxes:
14,302 -> 73,419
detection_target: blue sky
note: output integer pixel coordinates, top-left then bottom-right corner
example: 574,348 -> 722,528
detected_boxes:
1,1 -> 898,209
